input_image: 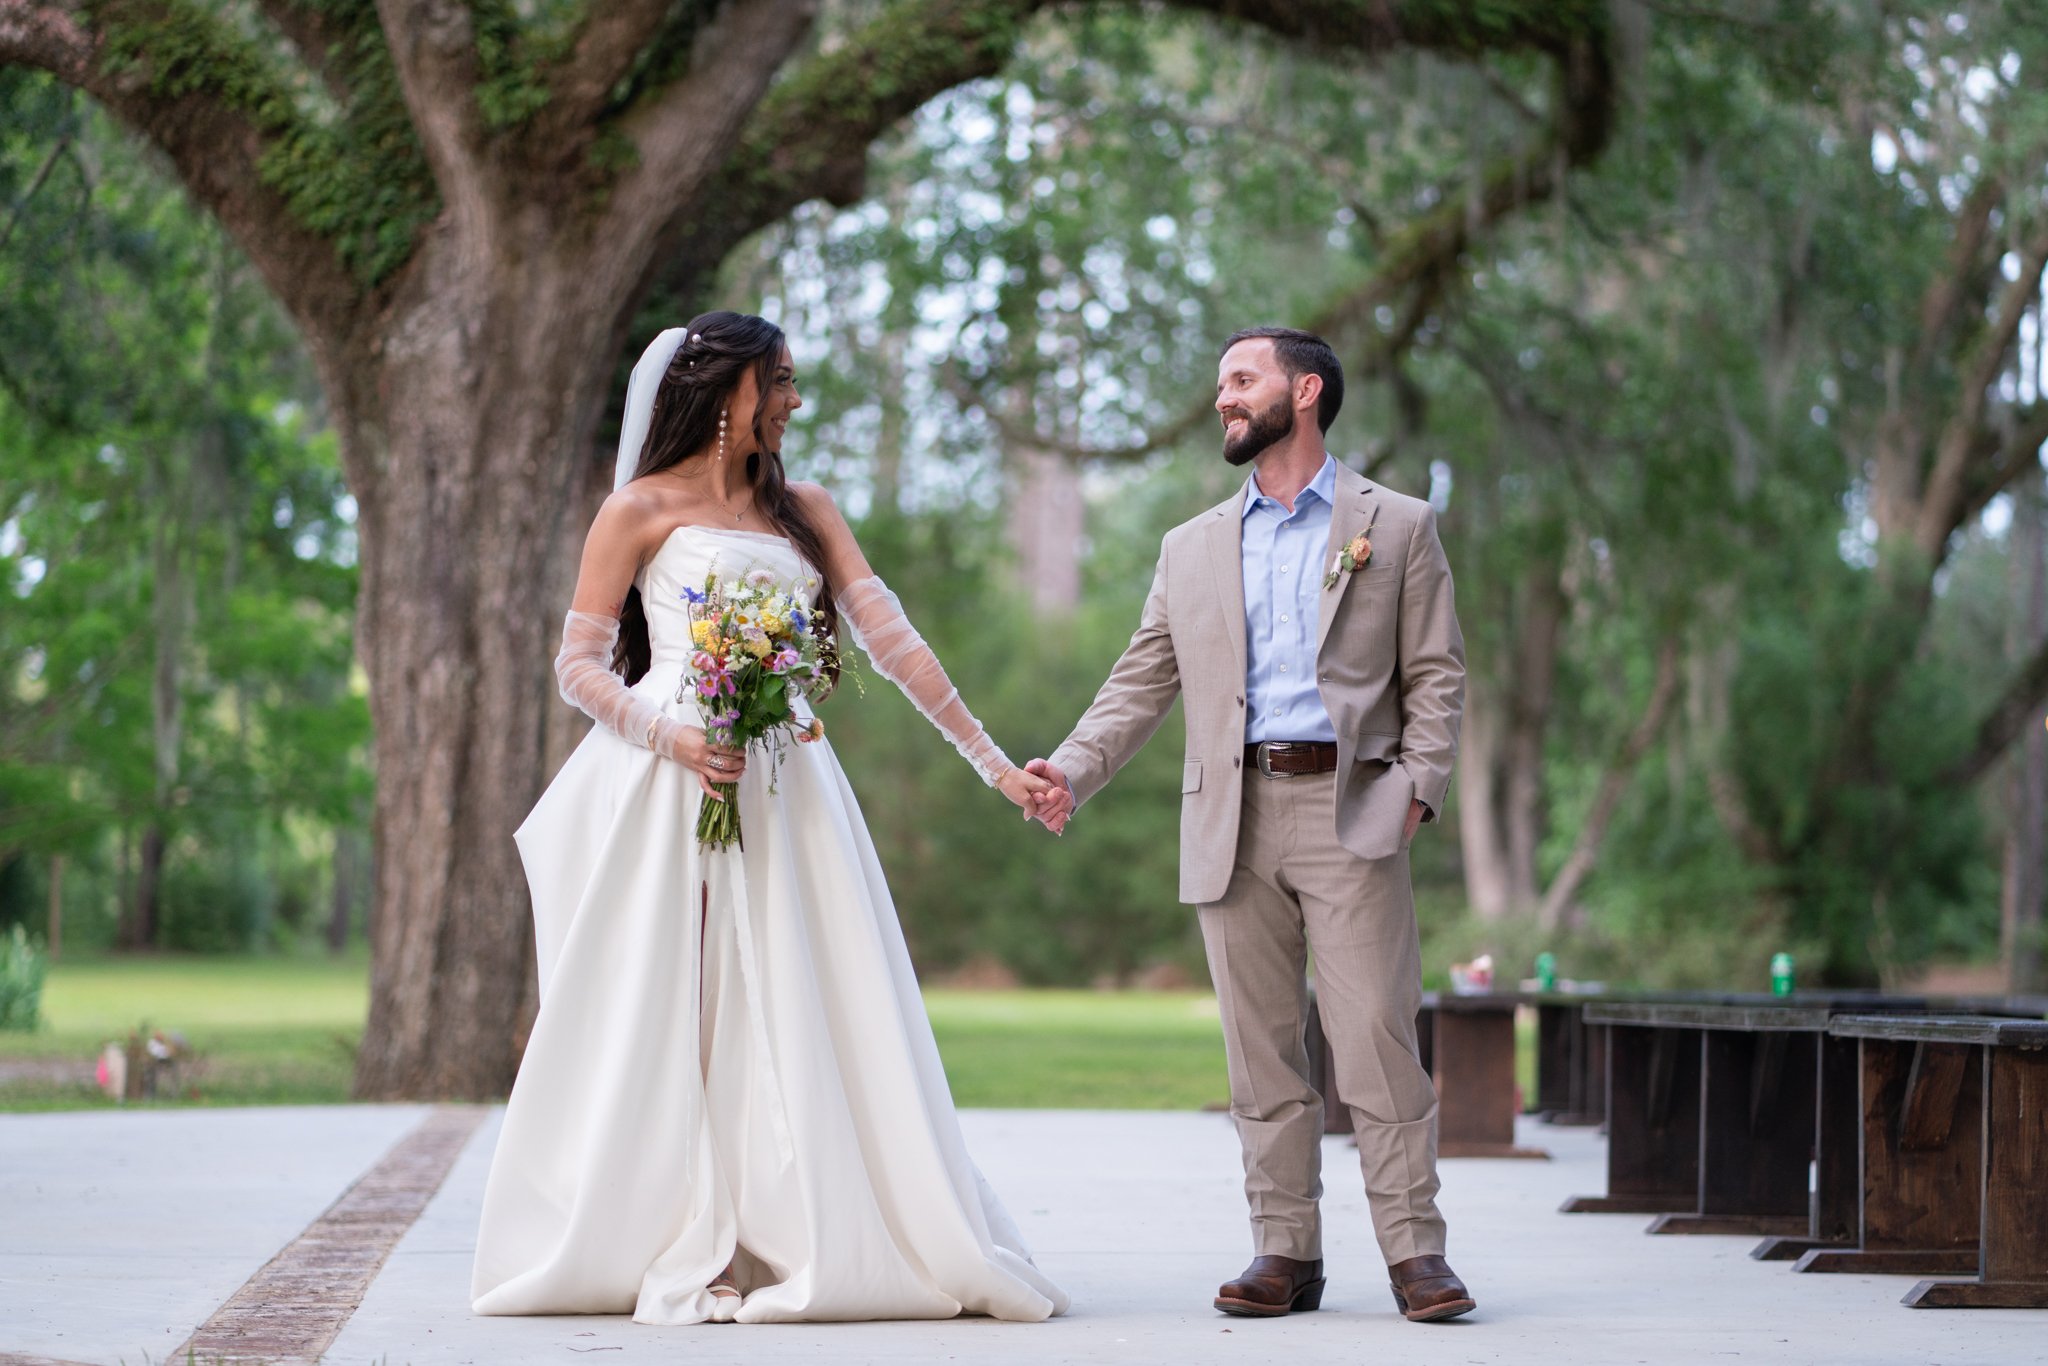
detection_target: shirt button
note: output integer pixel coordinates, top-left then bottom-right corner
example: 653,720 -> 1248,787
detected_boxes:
1271,707 -> 1281,715
1280,565 -> 1290,574
1280,614 -> 1289,623
1278,665 -> 1288,674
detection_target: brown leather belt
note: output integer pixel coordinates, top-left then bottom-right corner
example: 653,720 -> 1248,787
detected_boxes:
1245,741 -> 1339,777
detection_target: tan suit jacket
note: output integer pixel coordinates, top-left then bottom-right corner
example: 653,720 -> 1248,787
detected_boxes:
1051,461 -> 1465,904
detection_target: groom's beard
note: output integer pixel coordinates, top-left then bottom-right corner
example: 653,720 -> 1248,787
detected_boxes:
1222,396 -> 1295,466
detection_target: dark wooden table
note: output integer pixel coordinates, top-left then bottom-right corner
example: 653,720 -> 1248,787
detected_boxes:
1561,1002 -> 1830,1239
1810,1015 -> 2048,1309
1307,991 -> 1547,1160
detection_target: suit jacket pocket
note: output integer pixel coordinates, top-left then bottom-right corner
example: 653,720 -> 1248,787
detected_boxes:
1182,759 -> 1203,794
1353,729 -> 1402,765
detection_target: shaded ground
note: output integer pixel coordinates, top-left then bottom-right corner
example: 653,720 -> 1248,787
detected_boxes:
3,1107 -> 2037,1366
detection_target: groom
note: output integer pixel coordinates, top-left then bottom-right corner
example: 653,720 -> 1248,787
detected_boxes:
1028,327 -> 1472,1322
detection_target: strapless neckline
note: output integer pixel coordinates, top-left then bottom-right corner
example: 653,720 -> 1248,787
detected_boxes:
657,524 -> 792,552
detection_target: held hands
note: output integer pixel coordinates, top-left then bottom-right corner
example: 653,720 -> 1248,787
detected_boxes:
673,724 -> 748,799
1404,797 -> 1426,848
1023,758 -> 1074,835
996,765 -> 1056,822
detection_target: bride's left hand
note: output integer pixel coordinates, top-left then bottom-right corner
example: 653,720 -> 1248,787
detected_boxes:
996,765 -> 1054,819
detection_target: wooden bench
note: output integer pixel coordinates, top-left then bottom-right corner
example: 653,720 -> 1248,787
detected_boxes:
1532,994 -> 1609,1126
1307,991 -> 1546,1159
1561,1002 -> 1831,1238
1802,1015 -> 2048,1309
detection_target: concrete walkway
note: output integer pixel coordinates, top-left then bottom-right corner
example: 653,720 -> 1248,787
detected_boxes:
3,1106 -> 2039,1365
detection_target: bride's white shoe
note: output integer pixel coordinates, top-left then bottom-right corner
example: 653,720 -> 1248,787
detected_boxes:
707,1264 -> 741,1323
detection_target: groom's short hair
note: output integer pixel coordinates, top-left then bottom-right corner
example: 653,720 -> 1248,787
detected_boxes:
1221,326 -> 1343,433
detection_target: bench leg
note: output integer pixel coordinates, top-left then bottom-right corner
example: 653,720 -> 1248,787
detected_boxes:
1650,1213 -> 1810,1237
1649,1031 -> 1815,1238
1793,1248 -> 1980,1276
1535,1003 -> 1575,1118
1903,1043 -> 2048,1308
1562,1025 -> 1698,1214
1753,1033 -> 1864,1260
1902,1280 -> 2048,1309
1753,1236 -> 1845,1262
1436,1007 -> 1548,1159
1979,1045 -> 2048,1298
1859,1038 -> 1983,1253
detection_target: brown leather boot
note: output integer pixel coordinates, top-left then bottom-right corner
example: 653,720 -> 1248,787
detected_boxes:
1214,1254 -> 1326,1317
1388,1254 -> 1475,1321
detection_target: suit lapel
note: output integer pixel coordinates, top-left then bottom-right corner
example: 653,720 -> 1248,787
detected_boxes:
1207,489 -> 1249,684
1316,467 -> 1379,656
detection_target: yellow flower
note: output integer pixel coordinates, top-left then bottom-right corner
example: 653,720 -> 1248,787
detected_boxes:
745,634 -> 773,660
758,611 -> 788,638
690,620 -> 714,649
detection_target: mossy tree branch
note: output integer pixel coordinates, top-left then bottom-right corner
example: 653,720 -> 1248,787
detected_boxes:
371,1 -> 495,238
251,0 -> 370,102
594,0 -> 817,271
913,2 -> 1617,462
541,0 -> 715,139
0,0 -> 371,332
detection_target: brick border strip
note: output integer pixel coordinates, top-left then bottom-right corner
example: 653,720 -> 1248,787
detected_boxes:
173,1105 -> 486,1366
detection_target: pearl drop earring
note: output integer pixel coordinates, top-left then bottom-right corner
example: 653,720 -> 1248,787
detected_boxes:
717,408 -> 728,461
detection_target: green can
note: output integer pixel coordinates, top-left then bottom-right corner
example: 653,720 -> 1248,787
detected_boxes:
1535,952 -> 1557,993
1770,952 -> 1795,997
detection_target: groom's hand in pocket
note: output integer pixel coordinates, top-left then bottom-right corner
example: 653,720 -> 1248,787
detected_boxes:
1024,758 -> 1074,835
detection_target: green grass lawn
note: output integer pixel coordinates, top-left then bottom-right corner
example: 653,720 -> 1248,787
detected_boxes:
0,953 -> 370,1111
0,954 -> 1233,1112
925,989 -> 1228,1109
0,955 -> 1532,1114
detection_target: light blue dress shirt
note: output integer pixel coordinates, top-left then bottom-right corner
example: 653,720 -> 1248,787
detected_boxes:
1242,456 -> 1339,745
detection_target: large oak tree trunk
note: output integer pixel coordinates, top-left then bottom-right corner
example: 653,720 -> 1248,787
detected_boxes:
344,238 -> 629,1099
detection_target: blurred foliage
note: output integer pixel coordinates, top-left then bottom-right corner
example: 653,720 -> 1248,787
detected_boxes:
0,70 -> 369,954
0,925 -> 47,1030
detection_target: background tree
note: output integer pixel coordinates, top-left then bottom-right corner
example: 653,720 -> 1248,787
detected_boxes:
0,68 -> 365,956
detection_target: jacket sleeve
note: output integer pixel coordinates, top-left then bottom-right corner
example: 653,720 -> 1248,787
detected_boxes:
1393,504 -> 1465,818
1049,541 -> 1182,806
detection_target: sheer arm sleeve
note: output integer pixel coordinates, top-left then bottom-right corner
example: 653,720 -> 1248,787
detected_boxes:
554,610 -> 690,761
837,576 -> 1013,786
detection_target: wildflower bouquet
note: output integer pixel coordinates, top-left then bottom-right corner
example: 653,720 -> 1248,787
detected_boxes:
680,566 -> 835,849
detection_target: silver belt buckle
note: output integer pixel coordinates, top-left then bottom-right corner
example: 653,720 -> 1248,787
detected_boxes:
1256,742 -> 1288,778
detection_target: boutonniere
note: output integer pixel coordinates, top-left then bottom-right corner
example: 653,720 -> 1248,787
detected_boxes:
1322,518 -> 1376,590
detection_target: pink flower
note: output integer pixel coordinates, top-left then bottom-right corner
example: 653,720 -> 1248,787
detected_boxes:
692,651 -> 736,698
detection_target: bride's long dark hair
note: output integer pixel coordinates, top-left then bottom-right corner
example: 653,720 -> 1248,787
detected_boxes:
612,311 -> 840,688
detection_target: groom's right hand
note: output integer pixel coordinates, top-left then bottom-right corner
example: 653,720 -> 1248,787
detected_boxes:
1025,758 -> 1074,835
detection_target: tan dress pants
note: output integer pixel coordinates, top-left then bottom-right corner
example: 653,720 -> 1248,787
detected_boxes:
1196,766 -> 1446,1266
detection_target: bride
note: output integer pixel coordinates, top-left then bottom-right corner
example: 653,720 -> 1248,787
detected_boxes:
470,311 -> 1069,1326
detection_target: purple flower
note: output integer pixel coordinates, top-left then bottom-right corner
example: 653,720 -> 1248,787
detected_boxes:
680,586 -> 707,604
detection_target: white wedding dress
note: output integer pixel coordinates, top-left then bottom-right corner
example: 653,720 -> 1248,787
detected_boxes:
471,526 -> 1067,1325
